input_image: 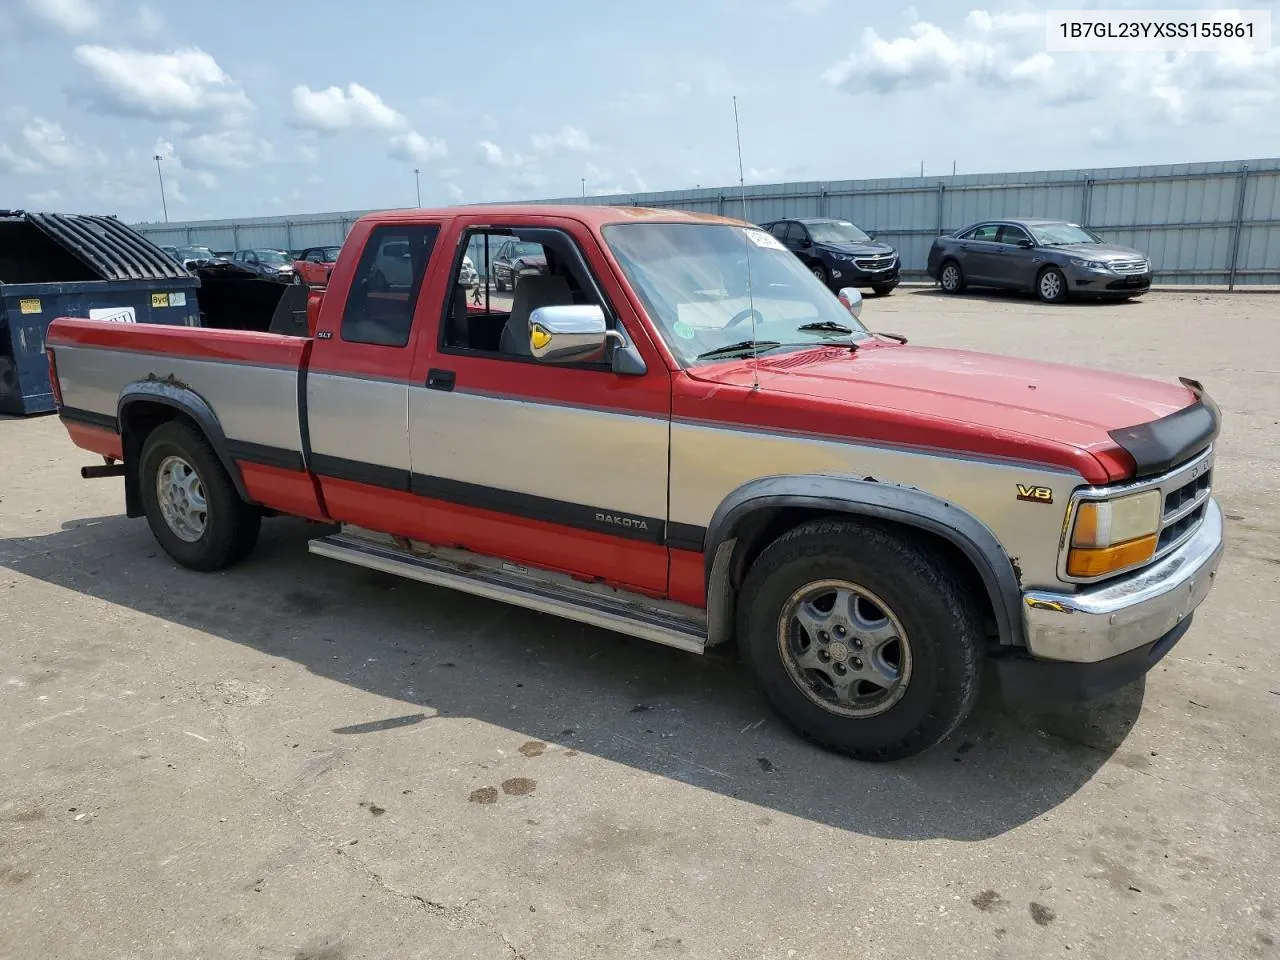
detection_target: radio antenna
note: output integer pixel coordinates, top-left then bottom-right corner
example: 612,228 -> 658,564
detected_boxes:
733,95 -> 759,391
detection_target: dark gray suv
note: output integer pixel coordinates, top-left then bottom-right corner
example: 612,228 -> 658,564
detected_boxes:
926,219 -> 1153,303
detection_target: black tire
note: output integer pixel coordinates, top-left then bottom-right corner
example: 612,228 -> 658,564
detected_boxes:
809,262 -> 829,288
139,420 -> 261,572
938,259 -> 965,294
737,518 -> 983,762
872,283 -> 897,297
1036,266 -> 1068,303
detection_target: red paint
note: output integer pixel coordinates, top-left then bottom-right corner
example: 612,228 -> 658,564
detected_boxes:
64,422 -> 122,460
48,316 -> 308,369
237,462 -> 327,521
668,549 -> 705,606
319,477 -> 429,541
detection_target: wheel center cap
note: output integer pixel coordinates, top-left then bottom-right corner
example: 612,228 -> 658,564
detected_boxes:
828,640 -> 850,663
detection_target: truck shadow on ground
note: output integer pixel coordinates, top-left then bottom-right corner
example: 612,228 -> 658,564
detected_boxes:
2,514 -> 1147,842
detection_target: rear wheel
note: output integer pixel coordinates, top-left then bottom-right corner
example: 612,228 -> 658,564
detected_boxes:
139,421 -> 260,572
939,260 -> 965,294
737,518 -> 983,761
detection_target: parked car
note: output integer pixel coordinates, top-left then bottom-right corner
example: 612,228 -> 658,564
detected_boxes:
160,244 -> 225,270
927,219 -> 1153,303
489,238 -> 546,291
292,245 -> 341,287
46,204 -> 1223,762
760,218 -> 900,296
231,248 -> 295,281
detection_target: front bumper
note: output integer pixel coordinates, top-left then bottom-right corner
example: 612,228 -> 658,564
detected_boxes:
997,498 -> 1223,700
828,260 -> 901,287
1066,267 -> 1152,294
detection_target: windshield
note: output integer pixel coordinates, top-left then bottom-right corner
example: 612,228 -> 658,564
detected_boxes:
257,249 -> 290,264
1028,222 -> 1103,245
178,246 -> 214,259
806,220 -> 872,245
321,246 -> 341,261
603,222 -> 871,367
509,241 -> 543,259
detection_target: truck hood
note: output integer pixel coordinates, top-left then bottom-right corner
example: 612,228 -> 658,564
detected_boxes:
819,240 -> 896,257
689,342 -> 1200,481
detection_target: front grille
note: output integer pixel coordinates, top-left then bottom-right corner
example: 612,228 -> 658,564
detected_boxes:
1157,467 -> 1212,553
1111,258 -> 1150,275
854,255 -> 896,271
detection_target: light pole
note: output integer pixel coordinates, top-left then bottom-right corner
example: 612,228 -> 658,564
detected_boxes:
414,168 -> 421,207
153,154 -> 169,223
581,177 -> 585,198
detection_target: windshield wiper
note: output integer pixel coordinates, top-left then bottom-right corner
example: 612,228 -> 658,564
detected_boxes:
695,340 -> 782,361
797,321 -> 854,334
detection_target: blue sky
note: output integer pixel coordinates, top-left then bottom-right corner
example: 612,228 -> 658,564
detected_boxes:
1,0 -> 1277,223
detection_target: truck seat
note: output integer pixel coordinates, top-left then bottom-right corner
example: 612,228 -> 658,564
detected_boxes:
499,275 -> 573,357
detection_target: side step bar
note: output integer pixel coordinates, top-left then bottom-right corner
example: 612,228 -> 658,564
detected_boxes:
308,533 -> 707,654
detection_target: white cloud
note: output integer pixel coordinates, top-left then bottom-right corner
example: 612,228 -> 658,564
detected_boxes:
296,143 -> 319,164
22,118 -> 101,168
0,144 -> 44,175
27,188 -> 64,206
389,131 -> 447,164
291,82 -> 405,132
193,170 -> 217,189
25,0 -> 100,33
478,139 -> 533,168
822,9 -> 1280,126
183,129 -> 272,170
446,183 -> 465,203
73,46 -> 252,123
531,125 -> 593,154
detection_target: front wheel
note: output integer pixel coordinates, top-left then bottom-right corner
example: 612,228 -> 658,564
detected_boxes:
1037,266 -> 1068,303
737,518 -> 983,761
810,263 -> 829,288
139,420 -> 261,572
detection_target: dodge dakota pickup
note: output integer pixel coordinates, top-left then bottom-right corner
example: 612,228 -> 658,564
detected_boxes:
45,205 -> 1225,761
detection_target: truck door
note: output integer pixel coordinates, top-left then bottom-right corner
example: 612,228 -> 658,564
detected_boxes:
406,216 -> 673,596
306,221 -> 442,539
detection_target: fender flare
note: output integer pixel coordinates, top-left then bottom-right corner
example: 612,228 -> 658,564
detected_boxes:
116,379 -> 251,516
701,474 -> 1025,649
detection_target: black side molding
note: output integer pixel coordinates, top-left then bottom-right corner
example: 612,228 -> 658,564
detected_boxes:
1107,378 -> 1221,479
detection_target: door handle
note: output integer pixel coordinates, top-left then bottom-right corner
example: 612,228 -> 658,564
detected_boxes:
426,368 -> 455,391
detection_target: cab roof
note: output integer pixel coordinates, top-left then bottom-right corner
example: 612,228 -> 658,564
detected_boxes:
357,204 -> 747,230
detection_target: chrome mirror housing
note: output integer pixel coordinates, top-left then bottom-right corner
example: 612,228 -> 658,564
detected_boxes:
529,304 -> 611,363
837,287 -> 864,320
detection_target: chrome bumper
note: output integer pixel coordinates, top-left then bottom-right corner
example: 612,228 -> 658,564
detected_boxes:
1021,498 -> 1224,664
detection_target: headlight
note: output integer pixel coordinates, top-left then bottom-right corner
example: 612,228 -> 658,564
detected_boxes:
1066,489 -> 1162,577
832,253 -> 856,262
1069,258 -> 1110,271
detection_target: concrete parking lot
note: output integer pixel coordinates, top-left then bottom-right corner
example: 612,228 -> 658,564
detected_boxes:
2,288 -> 1278,960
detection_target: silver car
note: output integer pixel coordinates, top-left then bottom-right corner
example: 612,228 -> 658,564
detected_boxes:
927,219 -> 1153,303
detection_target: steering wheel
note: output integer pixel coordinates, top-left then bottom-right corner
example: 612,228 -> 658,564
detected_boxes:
725,307 -> 764,328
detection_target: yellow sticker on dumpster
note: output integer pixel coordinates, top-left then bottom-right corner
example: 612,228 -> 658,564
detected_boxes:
151,292 -> 170,308
19,298 -> 41,314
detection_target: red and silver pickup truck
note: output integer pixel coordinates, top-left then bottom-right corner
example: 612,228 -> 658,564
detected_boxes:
45,205 -> 1224,761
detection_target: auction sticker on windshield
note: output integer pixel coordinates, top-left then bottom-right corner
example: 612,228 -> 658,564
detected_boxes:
89,306 -> 137,323
744,228 -> 786,250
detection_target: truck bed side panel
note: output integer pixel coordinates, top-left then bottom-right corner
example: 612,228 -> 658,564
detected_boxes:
48,319 -> 325,519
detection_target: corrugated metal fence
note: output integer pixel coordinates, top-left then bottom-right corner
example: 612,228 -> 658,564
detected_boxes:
133,157 -> 1280,287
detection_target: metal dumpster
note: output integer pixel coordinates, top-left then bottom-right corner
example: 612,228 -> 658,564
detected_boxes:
0,210 -> 200,415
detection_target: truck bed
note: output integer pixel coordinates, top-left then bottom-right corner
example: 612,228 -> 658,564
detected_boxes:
47,317 -> 322,518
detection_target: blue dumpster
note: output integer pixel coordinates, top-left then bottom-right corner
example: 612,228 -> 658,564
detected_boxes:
0,210 -> 200,415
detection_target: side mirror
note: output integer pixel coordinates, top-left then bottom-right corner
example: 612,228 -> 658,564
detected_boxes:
837,287 -> 864,320
529,304 -> 614,363
797,237 -> 811,247
1016,238 -> 1034,249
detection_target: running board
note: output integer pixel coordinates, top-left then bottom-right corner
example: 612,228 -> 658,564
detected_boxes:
308,532 -> 707,655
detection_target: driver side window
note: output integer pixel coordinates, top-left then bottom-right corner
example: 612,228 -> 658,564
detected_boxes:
440,227 -> 614,367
